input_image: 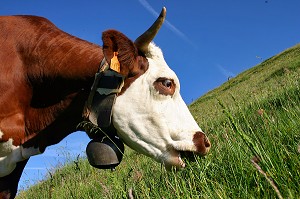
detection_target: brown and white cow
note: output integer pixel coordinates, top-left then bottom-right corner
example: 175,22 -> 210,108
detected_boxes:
0,7 -> 210,198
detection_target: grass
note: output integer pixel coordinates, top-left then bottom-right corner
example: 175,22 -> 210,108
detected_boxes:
17,43 -> 300,198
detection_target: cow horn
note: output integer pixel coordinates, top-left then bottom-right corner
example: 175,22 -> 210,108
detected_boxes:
135,7 -> 166,54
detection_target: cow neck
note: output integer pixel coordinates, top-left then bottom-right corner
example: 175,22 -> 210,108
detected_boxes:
24,33 -> 103,142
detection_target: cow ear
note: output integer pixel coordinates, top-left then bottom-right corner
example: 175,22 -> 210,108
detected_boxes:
102,30 -> 138,77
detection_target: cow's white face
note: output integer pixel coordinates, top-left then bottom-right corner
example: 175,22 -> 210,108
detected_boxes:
112,43 -> 211,169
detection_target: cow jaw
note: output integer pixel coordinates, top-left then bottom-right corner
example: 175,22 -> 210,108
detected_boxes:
112,43 -> 211,169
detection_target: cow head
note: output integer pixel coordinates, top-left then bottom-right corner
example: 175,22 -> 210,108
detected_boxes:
91,7 -> 211,169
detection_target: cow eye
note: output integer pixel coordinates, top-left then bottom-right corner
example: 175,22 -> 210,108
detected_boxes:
162,79 -> 172,88
153,78 -> 176,96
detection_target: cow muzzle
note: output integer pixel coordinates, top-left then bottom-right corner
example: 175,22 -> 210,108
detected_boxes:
179,132 -> 211,162
193,131 -> 211,155
165,131 -> 211,169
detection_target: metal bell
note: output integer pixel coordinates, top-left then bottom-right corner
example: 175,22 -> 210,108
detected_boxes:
86,135 -> 124,170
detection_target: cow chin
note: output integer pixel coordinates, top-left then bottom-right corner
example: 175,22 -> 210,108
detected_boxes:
162,148 -> 186,170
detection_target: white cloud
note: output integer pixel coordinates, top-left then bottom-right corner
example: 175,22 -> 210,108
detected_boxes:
217,64 -> 235,79
24,167 -> 46,170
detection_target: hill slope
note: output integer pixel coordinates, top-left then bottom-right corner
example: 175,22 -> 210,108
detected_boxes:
17,43 -> 300,199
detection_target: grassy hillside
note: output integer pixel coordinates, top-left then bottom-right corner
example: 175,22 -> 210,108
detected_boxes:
17,44 -> 300,199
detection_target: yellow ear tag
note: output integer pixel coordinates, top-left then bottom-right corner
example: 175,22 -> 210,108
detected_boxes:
110,52 -> 120,73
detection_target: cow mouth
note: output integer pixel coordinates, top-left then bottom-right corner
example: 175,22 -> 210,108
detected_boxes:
167,150 -> 198,169
180,151 -> 197,161
167,131 -> 210,169
179,150 -> 199,165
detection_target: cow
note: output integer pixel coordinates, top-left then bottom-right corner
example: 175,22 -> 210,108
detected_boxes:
0,7 -> 211,198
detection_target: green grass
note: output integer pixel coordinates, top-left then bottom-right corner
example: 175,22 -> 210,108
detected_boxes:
17,44 -> 300,198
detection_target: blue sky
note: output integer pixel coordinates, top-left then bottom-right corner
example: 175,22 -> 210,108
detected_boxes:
1,0 -> 300,191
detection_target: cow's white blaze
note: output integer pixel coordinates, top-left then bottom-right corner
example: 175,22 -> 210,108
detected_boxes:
113,43 -> 205,168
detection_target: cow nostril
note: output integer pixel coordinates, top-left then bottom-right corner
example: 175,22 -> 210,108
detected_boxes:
204,136 -> 211,148
193,131 -> 211,155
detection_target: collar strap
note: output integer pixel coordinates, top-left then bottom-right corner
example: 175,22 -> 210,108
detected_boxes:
96,70 -> 124,95
83,58 -> 124,127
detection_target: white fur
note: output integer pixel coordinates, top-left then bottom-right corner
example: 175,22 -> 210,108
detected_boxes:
0,138 -> 16,157
0,145 -> 22,177
113,43 -> 204,168
0,137 -> 42,177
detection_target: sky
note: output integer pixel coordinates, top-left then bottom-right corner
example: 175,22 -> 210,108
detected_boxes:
1,0 -> 300,191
